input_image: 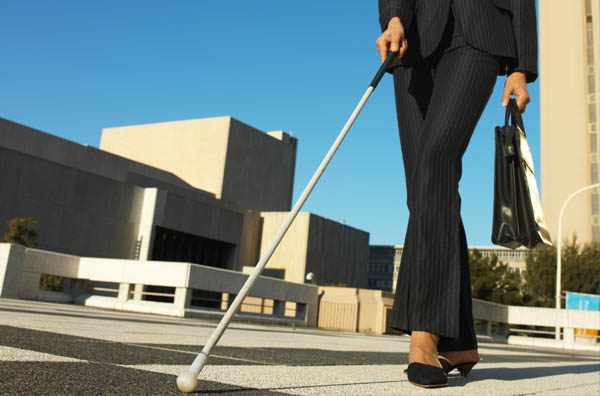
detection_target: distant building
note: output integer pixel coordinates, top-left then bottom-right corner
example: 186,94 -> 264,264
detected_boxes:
367,245 -> 528,292
539,0 -> 599,243
367,245 -> 401,291
0,117 -> 369,293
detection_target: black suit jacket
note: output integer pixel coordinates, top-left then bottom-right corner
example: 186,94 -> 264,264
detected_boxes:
378,0 -> 538,82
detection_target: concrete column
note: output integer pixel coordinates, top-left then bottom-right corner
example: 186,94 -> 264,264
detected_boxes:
0,243 -> 26,298
136,188 -> 166,261
497,322 -> 509,339
273,300 -> 285,318
67,279 -> 89,298
118,283 -> 132,302
228,294 -> 237,309
132,284 -> 144,301
174,287 -> 192,316
19,272 -> 41,300
563,327 -> 575,344
220,293 -> 229,310
479,320 -> 491,336
296,302 -> 307,321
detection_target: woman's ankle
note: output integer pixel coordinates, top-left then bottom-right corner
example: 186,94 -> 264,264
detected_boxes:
411,331 -> 440,347
409,331 -> 442,367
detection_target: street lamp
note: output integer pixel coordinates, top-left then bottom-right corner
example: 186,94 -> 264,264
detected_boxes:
555,183 -> 600,340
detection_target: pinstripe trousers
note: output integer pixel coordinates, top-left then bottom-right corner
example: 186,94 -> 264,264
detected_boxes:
390,11 -> 500,351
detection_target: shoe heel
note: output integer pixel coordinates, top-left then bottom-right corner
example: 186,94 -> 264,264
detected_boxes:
457,362 -> 476,377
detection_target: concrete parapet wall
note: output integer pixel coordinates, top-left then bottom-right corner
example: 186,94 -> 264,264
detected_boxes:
473,298 -> 600,331
0,243 -> 318,326
472,298 -> 508,323
3,243 -> 598,344
508,335 -> 600,352
0,244 -> 25,298
507,305 -> 600,329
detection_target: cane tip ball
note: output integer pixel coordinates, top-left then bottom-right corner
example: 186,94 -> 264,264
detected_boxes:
177,371 -> 198,393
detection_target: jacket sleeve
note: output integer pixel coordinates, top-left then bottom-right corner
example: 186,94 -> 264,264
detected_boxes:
509,0 -> 538,83
378,0 -> 415,33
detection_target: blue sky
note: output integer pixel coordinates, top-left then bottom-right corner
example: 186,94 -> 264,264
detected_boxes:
0,1 -> 541,246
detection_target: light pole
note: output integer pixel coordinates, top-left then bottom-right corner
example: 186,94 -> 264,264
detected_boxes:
555,183 -> 600,339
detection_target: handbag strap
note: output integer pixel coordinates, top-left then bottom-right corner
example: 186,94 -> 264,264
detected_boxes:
504,98 -> 526,137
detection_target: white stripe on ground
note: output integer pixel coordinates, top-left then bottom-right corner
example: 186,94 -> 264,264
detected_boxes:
123,361 -> 600,396
123,342 -> 274,365
0,346 -> 82,362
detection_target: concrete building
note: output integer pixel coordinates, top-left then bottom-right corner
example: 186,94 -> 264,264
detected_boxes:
101,117 -> 296,212
254,212 -> 368,287
367,245 -> 528,292
539,0 -> 600,243
0,116 -> 369,295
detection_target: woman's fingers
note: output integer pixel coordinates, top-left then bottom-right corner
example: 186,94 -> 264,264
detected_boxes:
376,36 -> 390,62
376,32 -> 402,62
502,71 -> 530,113
376,17 -> 406,62
515,91 -> 531,113
399,38 -> 408,58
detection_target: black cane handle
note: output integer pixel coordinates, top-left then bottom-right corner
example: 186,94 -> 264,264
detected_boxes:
370,51 -> 398,89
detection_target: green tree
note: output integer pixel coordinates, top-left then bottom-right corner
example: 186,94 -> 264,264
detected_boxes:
470,250 -> 523,305
0,217 -> 63,292
0,218 -> 38,247
523,236 -> 600,308
522,246 -> 556,307
562,237 -> 600,296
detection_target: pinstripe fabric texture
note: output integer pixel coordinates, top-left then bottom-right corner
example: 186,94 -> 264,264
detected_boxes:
379,0 -> 538,82
389,10 -> 501,347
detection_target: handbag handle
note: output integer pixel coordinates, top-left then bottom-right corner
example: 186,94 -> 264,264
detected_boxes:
504,98 -> 526,137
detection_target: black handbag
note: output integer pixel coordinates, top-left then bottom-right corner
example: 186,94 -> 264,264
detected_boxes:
491,99 -> 553,249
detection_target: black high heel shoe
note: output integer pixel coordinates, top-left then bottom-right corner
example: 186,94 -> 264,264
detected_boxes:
406,363 -> 448,388
442,360 -> 478,377
404,359 -> 478,377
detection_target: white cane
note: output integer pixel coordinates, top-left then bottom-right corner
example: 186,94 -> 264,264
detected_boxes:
177,51 -> 399,393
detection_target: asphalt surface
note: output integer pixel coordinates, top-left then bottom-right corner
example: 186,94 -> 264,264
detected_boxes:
0,325 -> 291,395
1,298 -> 599,395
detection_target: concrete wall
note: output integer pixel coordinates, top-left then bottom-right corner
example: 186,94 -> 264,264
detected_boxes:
222,119 -> 297,211
0,146 -> 145,258
237,210 -> 261,270
306,214 -> 369,288
316,286 -> 394,335
100,117 -> 297,212
539,0 -> 595,243
258,212 -> 311,283
100,117 -> 231,199
157,191 -> 244,247
0,118 -> 213,198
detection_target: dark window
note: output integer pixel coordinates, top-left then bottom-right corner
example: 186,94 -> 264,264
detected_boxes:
151,226 -> 235,269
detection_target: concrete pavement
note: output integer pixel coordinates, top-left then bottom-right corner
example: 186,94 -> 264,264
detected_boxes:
1,298 -> 599,395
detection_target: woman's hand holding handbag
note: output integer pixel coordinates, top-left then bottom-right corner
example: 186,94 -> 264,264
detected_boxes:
492,98 -> 553,249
